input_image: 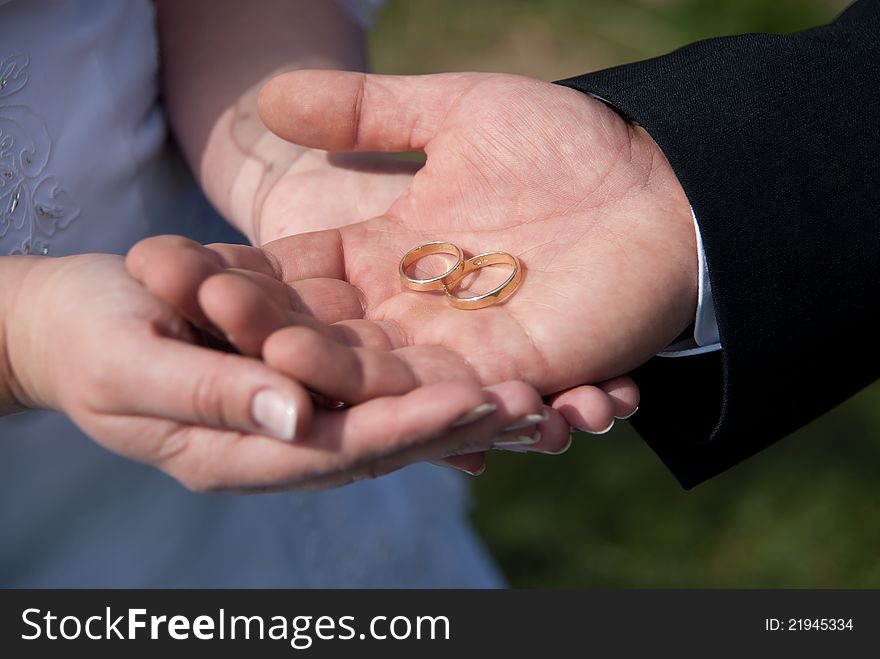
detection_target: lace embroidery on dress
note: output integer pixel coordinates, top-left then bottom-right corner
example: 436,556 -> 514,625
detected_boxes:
0,54 -> 79,255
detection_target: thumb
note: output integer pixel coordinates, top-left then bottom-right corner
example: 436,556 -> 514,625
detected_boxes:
257,70 -> 478,152
105,335 -> 314,442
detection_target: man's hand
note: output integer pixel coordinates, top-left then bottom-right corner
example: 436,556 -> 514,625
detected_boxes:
130,71 -> 691,440
245,71 -> 696,418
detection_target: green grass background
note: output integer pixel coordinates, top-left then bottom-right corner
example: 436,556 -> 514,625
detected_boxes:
369,0 -> 880,588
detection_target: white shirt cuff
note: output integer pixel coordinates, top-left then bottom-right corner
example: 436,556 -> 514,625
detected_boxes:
658,209 -> 721,358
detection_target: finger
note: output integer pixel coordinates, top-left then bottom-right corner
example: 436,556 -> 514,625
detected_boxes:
304,379 -> 547,487
159,380 -> 490,491
548,385 -> 616,435
408,380 -> 546,460
129,233 -> 358,352
491,405 -> 573,454
258,70 -> 481,152
201,271 -> 394,353
263,326 -> 476,404
598,375 -> 641,419
204,243 -> 278,275
126,235 -> 227,328
435,454 -> 487,476
199,270 -> 367,356
165,380 -> 546,492
100,335 -> 313,442
261,230 -> 348,281
126,236 -> 275,330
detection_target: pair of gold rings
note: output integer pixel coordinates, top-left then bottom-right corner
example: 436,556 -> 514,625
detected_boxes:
399,241 -> 523,310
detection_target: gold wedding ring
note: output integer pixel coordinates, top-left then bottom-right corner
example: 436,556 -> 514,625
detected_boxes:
399,241 -> 465,291
444,252 -> 523,310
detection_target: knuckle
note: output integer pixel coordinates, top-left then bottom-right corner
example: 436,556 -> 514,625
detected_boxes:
350,72 -> 367,150
153,425 -> 192,465
188,366 -> 231,428
153,429 -> 211,492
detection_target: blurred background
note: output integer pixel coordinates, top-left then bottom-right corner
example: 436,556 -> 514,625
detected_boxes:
369,0 -> 880,588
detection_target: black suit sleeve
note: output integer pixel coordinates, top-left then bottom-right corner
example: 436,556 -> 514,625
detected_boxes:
556,0 -> 880,488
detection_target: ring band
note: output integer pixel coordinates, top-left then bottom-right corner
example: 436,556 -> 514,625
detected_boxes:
444,252 -> 523,310
399,242 -> 465,291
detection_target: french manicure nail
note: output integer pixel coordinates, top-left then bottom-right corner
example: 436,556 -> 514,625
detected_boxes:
450,403 -> 497,428
615,406 -> 639,420
539,435 -> 573,455
433,460 -> 486,476
252,390 -> 297,441
502,410 -> 549,432
493,431 -> 542,452
579,419 -> 615,435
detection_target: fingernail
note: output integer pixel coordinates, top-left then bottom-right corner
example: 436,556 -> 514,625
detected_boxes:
433,460 -> 486,476
251,390 -> 297,441
579,419 -> 615,435
450,403 -> 497,428
493,431 -> 542,452
539,435 -> 573,455
502,410 -> 549,432
615,406 -> 639,420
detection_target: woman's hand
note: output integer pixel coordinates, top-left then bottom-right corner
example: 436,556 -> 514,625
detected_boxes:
126,235 -> 640,468
2,253 -> 556,488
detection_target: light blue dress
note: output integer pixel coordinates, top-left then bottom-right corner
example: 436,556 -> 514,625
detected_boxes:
0,0 -> 502,587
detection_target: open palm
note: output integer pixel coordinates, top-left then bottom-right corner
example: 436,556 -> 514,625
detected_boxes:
130,71 -> 697,446
250,71 -> 697,397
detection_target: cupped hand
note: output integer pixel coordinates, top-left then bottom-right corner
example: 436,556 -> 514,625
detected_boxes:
127,236 -> 627,474
6,253 -> 563,489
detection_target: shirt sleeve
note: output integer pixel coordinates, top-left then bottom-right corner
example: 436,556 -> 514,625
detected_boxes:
658,210 -> 721,357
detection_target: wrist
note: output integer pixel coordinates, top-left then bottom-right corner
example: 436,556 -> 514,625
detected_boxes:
0,256 -> 52,413
198,80 -> 310,245
637,125 -> 699,333
225,126 -> 309,245
578,91 -> 699,341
